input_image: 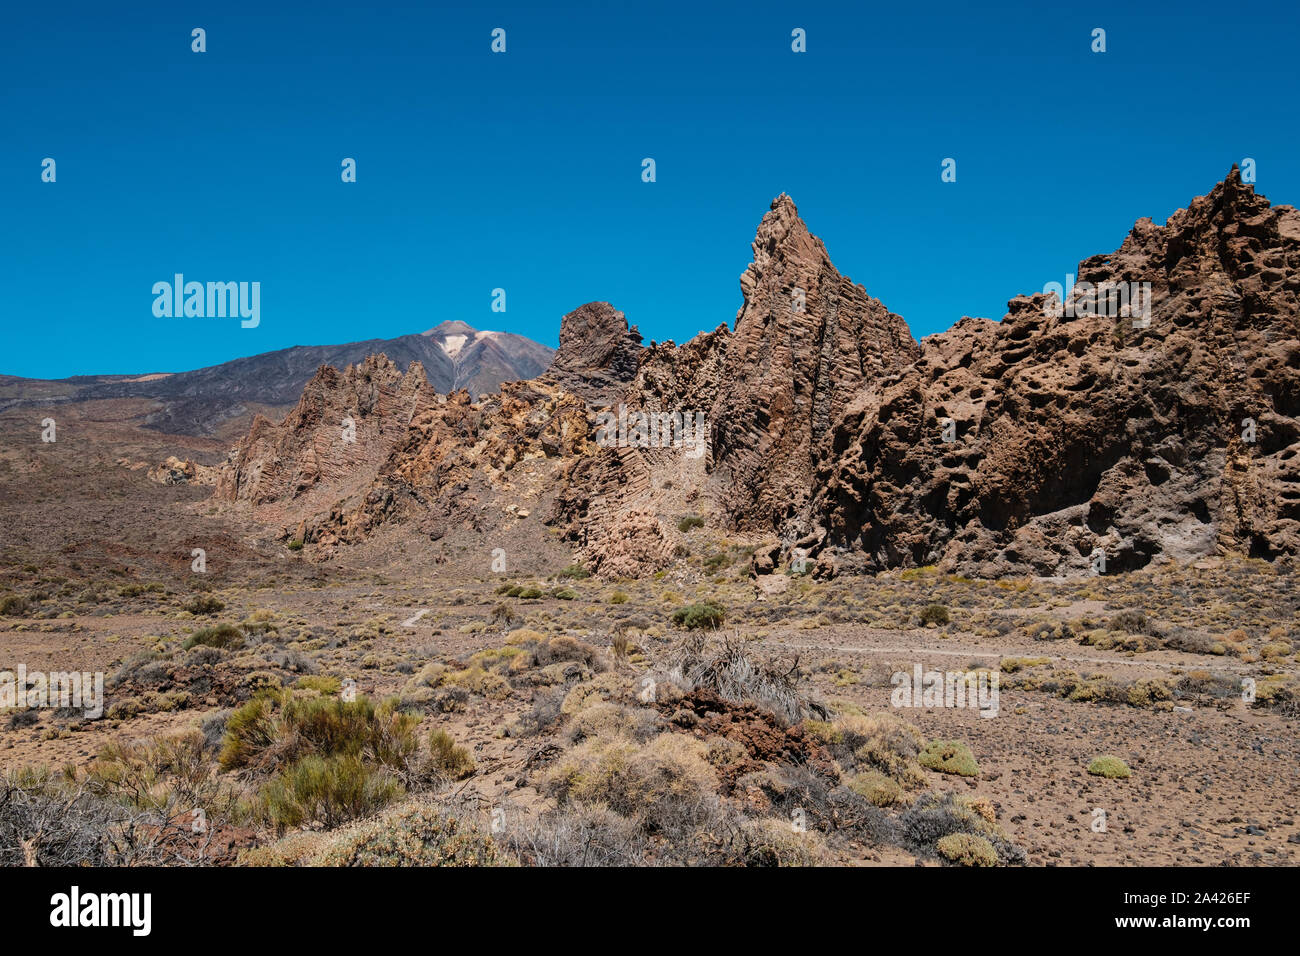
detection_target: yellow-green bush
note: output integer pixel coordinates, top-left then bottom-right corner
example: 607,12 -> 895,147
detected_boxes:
428,729 -> 475,780
1087,755 -> 1131,779
936,832 -> 999,867
918,740 -> 979,777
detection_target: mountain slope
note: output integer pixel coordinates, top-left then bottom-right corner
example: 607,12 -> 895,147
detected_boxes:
3,323 -> 554,436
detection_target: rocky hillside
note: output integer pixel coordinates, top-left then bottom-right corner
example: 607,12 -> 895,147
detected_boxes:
211,170 -> 1300,579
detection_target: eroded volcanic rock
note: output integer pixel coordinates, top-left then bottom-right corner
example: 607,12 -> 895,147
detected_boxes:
807,168 -> 1300,577
711,194 -> 920,533
544,301 -> 644,404
216,354 -> 436,521
212,172 -> 1300,580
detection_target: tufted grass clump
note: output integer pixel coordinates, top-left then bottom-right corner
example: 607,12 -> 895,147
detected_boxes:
428,729 -> 475,780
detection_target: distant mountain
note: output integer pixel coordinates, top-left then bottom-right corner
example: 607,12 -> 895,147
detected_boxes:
1,323 -> 555,436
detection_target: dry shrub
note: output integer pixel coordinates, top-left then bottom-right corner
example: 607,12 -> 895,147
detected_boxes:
902,792 -> 1025,865
728,817 -> 830,866
816,712 -> 927,788
505,802 -> 649,867
566,701 -> 661,744
542,731 -> 718,837
660,632 -> 824,725
312,800 -> 510,867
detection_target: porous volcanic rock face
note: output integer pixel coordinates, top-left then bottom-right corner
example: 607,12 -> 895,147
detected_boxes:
808,169 -> 1300,577
710,194 -> 920,533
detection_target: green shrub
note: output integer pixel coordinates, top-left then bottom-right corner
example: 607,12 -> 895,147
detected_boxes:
918,740 -> 979,777
670,602 -> 726,631
428,729 -> 476,780
609,591 -> 629,604
677,515 -> 705,533
918,604 -> 950,626
1087,755 -> 1131,779
516,587 -> 543,600
553,588 -> 578,600
286,540 -> 304,551
183,623 -> 245,651
261,754 -> 403,830
183,595 -> 225,616
218,691 -> 418,774
847,770 -> 903,807
558,565 -> 591,579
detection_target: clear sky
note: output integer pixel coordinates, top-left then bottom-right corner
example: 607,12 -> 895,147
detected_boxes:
2,0 -> 1297,378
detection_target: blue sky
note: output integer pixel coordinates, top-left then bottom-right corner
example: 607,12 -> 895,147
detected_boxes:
2,0 -> 1297,378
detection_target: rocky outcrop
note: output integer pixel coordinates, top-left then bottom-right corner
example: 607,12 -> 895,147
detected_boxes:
710,194 -> 920,532
215,355 -> 436,523
301,379 -> 591,547
544,302 -> 644,404
807,169 -> 1300,577
148,456 -> 216,486
212,172 -> 1300,579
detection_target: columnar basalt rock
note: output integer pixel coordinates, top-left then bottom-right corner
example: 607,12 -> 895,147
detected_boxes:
216,354 -> 435,516
710,194 -> 921,533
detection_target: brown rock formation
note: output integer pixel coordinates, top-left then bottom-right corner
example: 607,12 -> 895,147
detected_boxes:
544,301 -> 644,404
710,194 -> 920,532
212,172 -> 1300,579
303,379 -> 591,548
809,168 -> 1300,576
215,354 -> 436,524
